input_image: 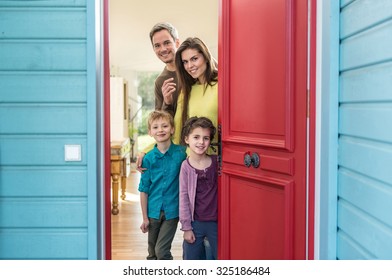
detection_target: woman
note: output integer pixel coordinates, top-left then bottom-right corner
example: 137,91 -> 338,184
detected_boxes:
170,37 -> 218,153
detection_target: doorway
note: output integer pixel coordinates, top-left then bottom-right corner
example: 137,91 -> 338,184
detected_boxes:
106,0 -> 219,259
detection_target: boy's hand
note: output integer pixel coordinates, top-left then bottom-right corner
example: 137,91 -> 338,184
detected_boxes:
140,220 -> 149,233
183,230 -> 195,243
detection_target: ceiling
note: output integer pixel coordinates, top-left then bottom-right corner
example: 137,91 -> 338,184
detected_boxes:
109,0 -> 219,73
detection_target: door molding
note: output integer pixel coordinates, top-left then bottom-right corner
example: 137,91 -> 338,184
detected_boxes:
313,0 -> 339,260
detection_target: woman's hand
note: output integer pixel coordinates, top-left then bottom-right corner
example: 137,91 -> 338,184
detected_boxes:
183,230 -> 196,243
161,77 -> 176,105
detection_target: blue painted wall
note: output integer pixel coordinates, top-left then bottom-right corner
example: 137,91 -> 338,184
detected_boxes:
0,0 -> 100,259
317,0 -> 339,260
337,0 -> 392,259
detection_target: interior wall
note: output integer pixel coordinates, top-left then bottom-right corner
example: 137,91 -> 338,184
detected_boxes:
108,0 -> 219,73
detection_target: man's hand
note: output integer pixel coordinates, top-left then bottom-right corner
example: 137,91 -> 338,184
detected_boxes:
161,77 -> 176,105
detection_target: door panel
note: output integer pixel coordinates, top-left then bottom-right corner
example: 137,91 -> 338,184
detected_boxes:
219,0 -> 308,259
223,145 -> 295,176
228,0 -> 294,150
227,175 -> 293,260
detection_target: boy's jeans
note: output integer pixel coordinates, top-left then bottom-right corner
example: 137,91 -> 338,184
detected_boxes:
147,211 -> 179,260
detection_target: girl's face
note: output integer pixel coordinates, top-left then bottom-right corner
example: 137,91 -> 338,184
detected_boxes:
181,48 -> 207,83
185,127 -> 211,155
148,117 -> 174,143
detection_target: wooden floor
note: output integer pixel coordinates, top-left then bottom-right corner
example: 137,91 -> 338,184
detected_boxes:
111,164 -> 183,260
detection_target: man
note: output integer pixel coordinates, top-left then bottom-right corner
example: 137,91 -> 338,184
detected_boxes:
149,22 -> 180,117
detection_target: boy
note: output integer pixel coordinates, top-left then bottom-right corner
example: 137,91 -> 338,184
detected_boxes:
138,110 -> 186,260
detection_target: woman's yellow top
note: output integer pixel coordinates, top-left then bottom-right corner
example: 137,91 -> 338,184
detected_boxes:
173,83 -> 218,151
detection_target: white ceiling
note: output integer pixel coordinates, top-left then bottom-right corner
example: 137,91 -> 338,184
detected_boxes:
109,0 -> 219,73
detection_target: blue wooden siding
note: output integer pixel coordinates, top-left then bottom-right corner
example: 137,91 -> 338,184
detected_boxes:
338,0 -> 392,259
0,0 -> 99,259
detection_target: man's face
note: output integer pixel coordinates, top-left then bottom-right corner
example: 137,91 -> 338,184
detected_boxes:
152,30 -> 179,65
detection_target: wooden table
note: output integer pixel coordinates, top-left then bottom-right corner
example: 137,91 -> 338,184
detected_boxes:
110,138 -> 131,215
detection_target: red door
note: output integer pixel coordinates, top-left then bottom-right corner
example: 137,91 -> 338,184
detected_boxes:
218,0 -> 310,259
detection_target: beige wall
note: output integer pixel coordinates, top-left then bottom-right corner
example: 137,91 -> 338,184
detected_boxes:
109,0 -> 219,73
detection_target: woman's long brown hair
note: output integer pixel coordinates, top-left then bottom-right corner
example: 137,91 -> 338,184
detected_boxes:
175,37 -> 218,130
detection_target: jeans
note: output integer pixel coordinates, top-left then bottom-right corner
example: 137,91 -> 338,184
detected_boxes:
147,211 -> 179,260
183,221 -> 217,260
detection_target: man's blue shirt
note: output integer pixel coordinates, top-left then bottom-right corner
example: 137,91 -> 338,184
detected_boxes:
138,142 -> 186,220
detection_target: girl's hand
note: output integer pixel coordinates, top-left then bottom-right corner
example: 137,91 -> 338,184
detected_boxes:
140,219 -> 149,233
183,230 -> 195,243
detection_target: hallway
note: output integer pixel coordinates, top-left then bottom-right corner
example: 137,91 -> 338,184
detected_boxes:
111,165 -> 183,260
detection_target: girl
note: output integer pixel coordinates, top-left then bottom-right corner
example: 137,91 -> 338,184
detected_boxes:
179,116 -> 218,260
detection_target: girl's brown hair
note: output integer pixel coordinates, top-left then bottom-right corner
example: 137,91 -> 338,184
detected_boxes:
180,116 -> 216,146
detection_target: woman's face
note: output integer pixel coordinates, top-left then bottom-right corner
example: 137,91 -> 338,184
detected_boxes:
181,48 -> 207,83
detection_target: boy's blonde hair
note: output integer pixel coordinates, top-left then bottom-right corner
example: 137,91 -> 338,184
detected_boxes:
147,110 -> 175,130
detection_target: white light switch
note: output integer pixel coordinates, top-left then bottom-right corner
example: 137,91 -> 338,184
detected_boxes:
65,145 -> 82,161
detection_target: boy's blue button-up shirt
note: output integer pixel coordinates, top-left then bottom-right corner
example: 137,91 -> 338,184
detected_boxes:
138,142 -> 186,220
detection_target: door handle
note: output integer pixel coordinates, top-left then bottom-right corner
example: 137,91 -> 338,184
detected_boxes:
244,152 -> 260,168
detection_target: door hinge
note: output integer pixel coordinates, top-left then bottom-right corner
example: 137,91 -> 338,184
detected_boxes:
307,89 -> 310,118
217,124 -> 222,176
211,124 -> 222,176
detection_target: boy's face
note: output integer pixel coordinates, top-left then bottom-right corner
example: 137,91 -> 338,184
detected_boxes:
148,117 -> 174,143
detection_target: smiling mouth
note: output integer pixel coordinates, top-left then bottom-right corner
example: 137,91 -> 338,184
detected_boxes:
188,70 -> 198,76
160,51 -> 171,57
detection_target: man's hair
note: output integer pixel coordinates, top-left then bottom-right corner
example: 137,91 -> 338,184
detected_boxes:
147,110 -> 175,130
149,22 -> 179,44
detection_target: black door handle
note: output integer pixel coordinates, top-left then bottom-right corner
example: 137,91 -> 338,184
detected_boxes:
244,152 -> 260,168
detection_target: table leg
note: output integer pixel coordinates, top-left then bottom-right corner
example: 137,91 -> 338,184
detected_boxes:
121,175 -> 126,200
111,173 -> 120,215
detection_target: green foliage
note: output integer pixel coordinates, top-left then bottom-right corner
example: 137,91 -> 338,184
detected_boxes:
136,71 -> 159,135
137,71 -> 159,109
138,108 -> 153,135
